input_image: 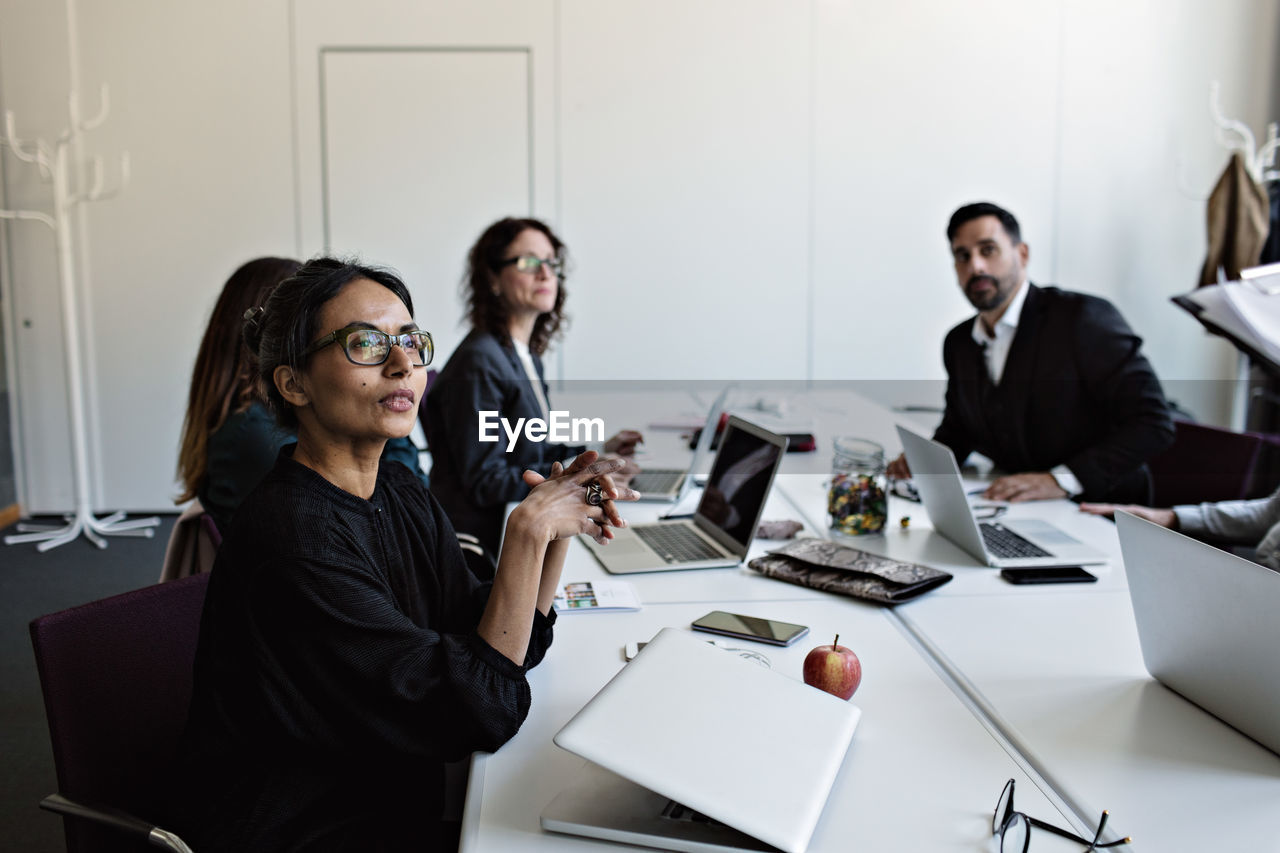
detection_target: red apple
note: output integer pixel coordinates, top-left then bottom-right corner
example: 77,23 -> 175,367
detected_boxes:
802,634 -> 862,700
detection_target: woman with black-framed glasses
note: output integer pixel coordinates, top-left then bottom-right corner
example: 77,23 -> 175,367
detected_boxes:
169,257 -> 638,852
173,257 -> 430,545
427,217 -> 644,562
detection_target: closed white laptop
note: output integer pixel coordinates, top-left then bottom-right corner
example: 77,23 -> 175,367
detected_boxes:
630,386 -> 732,502
1117,511 -> 1280,755
583,416 -> 787,573
896,425 -> 1107,567
543,628 -> 861,853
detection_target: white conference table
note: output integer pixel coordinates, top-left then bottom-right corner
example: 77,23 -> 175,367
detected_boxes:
899,592 -> 1280,851
459,387 -> 1280,852
462,599 -> 1083,852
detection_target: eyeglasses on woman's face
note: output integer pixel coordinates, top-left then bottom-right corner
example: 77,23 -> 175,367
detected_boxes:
500,253 -> 564,279
304,325 -> 434,367
992,779 -> 1130,852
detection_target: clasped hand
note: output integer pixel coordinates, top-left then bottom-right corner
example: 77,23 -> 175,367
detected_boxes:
514,451 -> 640,545
887,454 -> 1067,503
981,472 -> 1067,502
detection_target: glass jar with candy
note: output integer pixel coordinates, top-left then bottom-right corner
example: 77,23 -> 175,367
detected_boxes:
828,437 -> 887,536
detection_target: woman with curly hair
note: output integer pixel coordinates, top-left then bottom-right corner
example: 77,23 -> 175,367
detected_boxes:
426,218 -> 641,559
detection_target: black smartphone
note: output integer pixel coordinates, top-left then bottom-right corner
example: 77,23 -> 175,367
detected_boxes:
690,610 -> 810,646
1000,566 -> 1098,585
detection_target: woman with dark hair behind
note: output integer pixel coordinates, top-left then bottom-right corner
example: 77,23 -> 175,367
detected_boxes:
176,257 -> 428,537
176,257 -> 300,534
170,257 -> 636,851
427,217 -> 642,558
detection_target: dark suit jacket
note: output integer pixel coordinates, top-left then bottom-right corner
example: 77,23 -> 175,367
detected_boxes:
933,284 -> 1174,504
426,329 -> 585,555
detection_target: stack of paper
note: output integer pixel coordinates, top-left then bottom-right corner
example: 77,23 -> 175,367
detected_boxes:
1180,262 -> 1280,367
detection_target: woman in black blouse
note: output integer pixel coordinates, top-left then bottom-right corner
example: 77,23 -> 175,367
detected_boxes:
171,258 -> 634,852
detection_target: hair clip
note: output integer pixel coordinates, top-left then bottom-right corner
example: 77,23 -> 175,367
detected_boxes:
243,307 -> 263,321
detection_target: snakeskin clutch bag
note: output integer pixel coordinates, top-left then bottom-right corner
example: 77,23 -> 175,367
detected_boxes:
747,538 -> 952,605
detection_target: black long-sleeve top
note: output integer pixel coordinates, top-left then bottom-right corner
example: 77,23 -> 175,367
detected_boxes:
171,447 -> 555,852
198,400 -> 429,536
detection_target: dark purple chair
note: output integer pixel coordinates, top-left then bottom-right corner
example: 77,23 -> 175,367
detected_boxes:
29,573 -> 209,853
1148,419 -> 1265,508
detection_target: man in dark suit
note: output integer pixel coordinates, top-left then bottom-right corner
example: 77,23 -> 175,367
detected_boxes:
887,202 -> 1174,504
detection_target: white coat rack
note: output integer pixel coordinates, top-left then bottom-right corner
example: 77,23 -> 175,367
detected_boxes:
1207,82 -> 1280,431
0,0 -> 158,551
1211,81 -> 1280,183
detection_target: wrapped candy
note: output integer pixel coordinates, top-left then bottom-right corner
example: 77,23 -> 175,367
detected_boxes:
828,438 -> 887,536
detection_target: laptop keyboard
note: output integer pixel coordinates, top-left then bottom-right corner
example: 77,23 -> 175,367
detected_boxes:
630,468 -> 683,494
634,524 -> 723,564
980,523 -> 1053,559
662,799 -> 727,827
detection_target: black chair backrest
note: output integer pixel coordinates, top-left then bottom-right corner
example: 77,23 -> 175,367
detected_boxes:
29,573 -> 210,853
1148,419 -> 1265,507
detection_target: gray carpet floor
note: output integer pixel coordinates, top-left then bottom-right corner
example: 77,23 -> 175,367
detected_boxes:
0,513 -> 175,852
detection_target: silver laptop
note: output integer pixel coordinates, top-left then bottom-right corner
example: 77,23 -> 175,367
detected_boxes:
896,425 -> 1107,567
630,386 -> 732,502
542,627 -> 861,853
1117,511 -> 1280,755
584,416 -> 787,574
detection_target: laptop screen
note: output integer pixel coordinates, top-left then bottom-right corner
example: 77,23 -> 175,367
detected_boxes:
695,420 -> 785,548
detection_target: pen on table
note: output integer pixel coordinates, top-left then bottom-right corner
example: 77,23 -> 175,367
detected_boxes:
966,487 -> 989,496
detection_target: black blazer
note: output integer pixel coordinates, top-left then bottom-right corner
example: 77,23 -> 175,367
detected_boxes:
426,329 -> 585,555
932,284 -> 1174,504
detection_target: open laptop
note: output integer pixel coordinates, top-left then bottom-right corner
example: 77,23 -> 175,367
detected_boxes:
583,416 -> 787,574
896,425 -> 1107,567
542,628 -> 861,853
630,386 -> 732,502
1117,511 -> 1280,755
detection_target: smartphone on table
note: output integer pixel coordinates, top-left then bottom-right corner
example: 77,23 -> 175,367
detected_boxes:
1000,566 -> 1098,585
691,610 -> 810,646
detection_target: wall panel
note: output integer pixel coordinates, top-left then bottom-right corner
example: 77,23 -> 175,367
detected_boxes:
558,0 -> 810,381
1,0 -> 1276,509
321,48 -> 531,363
812,0 -> 1060,390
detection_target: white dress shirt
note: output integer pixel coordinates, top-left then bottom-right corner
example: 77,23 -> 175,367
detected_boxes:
512,340 -> 604,456
969,277 -> 1029,385
969,281 -> 1083,497
512,339 -> 551,419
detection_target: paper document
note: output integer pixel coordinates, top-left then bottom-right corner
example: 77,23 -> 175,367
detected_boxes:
552,581 -> 641,613
1181,267 -> 1280,367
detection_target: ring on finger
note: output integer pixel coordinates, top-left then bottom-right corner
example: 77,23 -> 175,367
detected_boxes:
585,482 -> 605,507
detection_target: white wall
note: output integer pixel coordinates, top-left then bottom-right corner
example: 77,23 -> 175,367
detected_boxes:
1,0 -> 1276,511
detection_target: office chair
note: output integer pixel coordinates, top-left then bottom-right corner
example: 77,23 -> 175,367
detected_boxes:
1148,419 -> 1264,507
29,573 -> 209,853
158,500 -> 220,582
199,513 -> 222,550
